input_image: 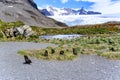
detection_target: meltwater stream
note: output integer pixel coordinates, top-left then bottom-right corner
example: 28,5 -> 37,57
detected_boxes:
40,34 -> 82,39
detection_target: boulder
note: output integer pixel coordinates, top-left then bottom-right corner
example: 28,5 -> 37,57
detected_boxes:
3,25 -> 34,38
15,25 -> 34,37
3,28 -> 14,38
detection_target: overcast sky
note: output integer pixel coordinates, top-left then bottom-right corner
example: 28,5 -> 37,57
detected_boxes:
34,0 -> 120,14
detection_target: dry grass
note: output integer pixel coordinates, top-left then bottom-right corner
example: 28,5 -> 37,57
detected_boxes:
100,52 -> 120,60
18,46 -> 78,61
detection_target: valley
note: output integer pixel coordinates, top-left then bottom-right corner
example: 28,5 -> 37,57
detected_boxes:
0,0 -> 120,80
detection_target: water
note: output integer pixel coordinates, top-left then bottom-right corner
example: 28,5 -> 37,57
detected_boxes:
40,34 -> 82,39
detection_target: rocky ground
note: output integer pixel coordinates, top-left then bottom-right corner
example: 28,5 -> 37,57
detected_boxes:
0,42 -> 120,80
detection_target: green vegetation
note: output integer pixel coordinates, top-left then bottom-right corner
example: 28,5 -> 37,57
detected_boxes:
1,20 -> 120,60
0,20 -> 24,39
0,20 -> 24,30
18,33 -> 120,60
18,46 -> 78,61
100,52 -> 120,60
31,22 -> 120,35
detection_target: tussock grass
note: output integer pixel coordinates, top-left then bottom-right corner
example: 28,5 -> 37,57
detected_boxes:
38,33 -> 120,60
1,20 -> 120,60
18,46 -> 78,61
17,33 -> 120,60
100,52 -> 120,60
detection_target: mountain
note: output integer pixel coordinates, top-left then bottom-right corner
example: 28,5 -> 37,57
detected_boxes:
41,6 -> 102,16
0,0 -> 67,27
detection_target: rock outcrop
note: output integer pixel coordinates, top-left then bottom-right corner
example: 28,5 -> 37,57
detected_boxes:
3,25 -> 34,38
0,0 -> 67,27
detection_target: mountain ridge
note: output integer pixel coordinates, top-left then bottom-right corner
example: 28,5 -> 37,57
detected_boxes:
41,6 -> 102,16
0,0 -> 67,27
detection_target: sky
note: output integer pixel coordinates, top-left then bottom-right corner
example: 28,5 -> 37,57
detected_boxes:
34,0 -> 120,14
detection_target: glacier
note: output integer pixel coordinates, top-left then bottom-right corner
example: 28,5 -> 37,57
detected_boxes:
49,14 -> 120,26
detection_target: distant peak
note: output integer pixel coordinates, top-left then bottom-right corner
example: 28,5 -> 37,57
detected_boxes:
81,7 -> 84,9
41,6 -> 102,16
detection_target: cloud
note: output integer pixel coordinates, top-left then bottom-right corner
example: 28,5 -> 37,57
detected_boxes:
61,0 -> 69,4
80,0 -> 120,14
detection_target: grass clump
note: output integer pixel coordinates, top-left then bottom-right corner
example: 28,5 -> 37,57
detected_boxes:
18,46 -> 79,61
0,20 -> 120,60
100,52 -> 120,60
18,33 -> 120,60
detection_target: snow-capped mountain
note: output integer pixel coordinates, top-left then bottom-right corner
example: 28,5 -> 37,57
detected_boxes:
41,6 -> 101,16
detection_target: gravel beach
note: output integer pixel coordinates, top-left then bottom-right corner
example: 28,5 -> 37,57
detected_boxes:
0,42 -> 120,80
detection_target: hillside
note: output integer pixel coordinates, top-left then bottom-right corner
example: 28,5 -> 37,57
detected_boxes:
0,0 -> 67,27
